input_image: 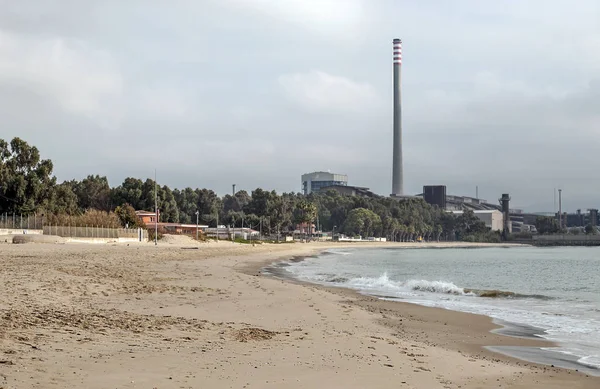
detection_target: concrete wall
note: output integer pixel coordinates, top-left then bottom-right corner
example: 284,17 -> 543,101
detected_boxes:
0,229 -> 43,235
64,237 -> 145,244
533,234 -> 600,246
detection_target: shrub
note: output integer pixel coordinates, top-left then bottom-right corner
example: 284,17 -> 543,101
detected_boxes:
115,203 -> 145,229
45,209 -> 121,228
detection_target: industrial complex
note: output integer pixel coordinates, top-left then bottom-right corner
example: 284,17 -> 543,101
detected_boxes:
299,38 -> 597,237
301,172 -> 348,195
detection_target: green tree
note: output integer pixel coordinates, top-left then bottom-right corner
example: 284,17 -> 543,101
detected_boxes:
270,194 -> 293,236
343,208 -> 382,237
457,210 -> 488,235
294,199 -> 317,224
195,189 -> 222,226
115,203 -> 145,228
585,224 -> 597,235
245,188 -> 275,217
535,216 -> 560,234
0,137 -> 56,214
46,182 -> 79,215
71,175 -> 112,211
173,187 -> 198,224
111,177 -> 145,210
159,185 -> 179,222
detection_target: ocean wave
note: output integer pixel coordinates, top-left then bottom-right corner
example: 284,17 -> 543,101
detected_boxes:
340,273 -> 553,300
577,355 -> 600,369
324,249 -> 353,256
326,276 -> 349,283
344,274 -> 465,295
347,272 -> 403,291
465,288 -> 555,300
405,279 -> 465,295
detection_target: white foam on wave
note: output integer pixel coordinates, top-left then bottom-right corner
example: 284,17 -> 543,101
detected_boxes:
347,272 -> 403,291
324,249 -> 353,256
343,273 -> 468,297
405,279 -> 466,295
578,355 -> 600,369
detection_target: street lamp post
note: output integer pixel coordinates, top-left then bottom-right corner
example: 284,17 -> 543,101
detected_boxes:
195,210 -> 199,240
216,210 -> 219,243
154,169 -> 158,246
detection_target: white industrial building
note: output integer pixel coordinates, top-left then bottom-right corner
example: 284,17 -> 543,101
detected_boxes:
451,210 -> 507,232
301,171 -> 348,195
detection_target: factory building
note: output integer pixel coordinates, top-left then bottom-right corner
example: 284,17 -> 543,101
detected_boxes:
324,185 -> 379,198
301,172 -> 348,195
423,186 -> 447,208
559,209 -> 600,227
451,210 -> 506,232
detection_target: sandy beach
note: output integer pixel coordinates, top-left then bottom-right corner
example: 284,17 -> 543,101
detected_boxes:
0,238 -> 598,388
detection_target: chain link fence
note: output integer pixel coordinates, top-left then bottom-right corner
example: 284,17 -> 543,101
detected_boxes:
1,214 -> 145,240
0,213 -> 43,230
42,225 -> 142,239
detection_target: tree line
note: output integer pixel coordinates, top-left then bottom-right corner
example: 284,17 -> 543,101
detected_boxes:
0,137 -> 499,241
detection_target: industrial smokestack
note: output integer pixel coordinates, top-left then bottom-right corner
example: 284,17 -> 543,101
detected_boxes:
499,193 -> 511,241
391,38 -> 403,196
558,189 -> 563,229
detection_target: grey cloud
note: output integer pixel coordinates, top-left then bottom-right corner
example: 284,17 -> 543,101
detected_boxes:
0,0 -> 599,211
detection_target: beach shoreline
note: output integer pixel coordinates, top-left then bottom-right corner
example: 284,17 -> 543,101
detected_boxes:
257,244 -> 600,377
0,239 -> 597,388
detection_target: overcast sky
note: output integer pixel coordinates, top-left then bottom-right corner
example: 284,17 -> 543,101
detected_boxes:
1,0 -> 599,211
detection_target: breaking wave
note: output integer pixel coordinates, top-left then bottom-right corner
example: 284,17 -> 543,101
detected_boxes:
406,279 -> 465,295
331,273 -> 552,300
343,273 -> 465,295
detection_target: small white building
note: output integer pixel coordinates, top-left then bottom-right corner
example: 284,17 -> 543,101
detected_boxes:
203,227 -> 259,240
451,210 -> 505,232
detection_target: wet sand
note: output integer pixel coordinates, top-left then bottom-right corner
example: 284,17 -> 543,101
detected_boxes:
0,239 -> 598,388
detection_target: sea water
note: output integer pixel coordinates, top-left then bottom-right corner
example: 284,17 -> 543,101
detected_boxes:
274,246 -> 600,371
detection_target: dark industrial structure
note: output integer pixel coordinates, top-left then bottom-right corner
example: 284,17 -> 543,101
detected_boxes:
558,208 -> 600,228
423,185 -> 446,208
499,194 -> 511,240
590,209 -> 599,226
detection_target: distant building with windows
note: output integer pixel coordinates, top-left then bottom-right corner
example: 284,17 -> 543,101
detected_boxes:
301,171 -> 348,195
325,185 -> 379,198
450,210 -> 506,232
135,210 -> 158,224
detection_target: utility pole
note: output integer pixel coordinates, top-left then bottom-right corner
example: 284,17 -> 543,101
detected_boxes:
195,210 -> 199,240
154,169 -> 158,246
216,210 -> 219,243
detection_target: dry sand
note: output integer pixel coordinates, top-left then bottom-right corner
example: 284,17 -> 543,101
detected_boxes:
0,238 -> 598,388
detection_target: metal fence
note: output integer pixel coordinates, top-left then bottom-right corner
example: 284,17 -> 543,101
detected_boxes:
0,214 -> 43,230
42,225 -> 143,239
1,213 -> 144,240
